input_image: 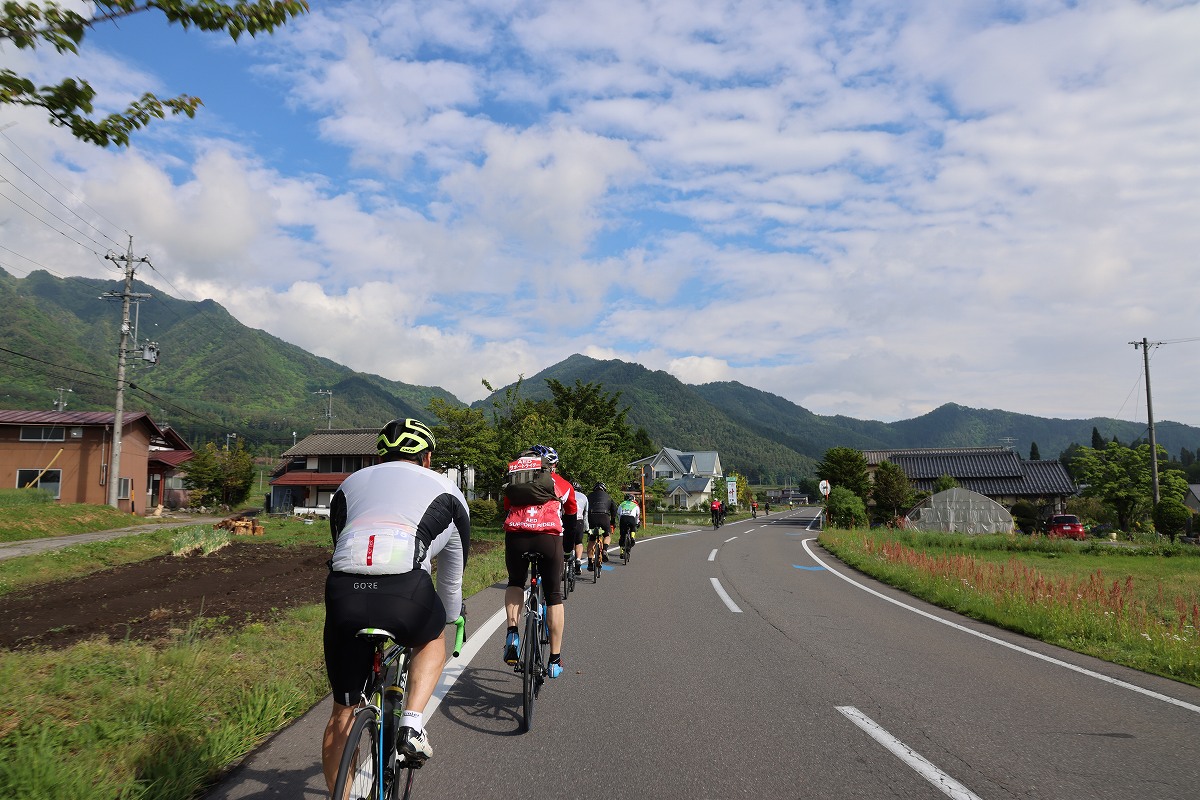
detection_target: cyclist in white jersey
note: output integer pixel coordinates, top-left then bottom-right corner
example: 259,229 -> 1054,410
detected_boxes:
320,418 -> 470,792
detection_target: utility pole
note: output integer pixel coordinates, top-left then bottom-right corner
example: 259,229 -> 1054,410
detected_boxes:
314,389 -> 333,429
102,236 -> 149,509
53,387 -> 73,412
1130,338 -> 1160,505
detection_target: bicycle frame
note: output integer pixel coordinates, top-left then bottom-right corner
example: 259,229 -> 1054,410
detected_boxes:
518,552 -> 548,732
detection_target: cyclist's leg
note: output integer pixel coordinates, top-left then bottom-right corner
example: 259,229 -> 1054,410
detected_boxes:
503,530 -> 534,663
536,535 -> 566,669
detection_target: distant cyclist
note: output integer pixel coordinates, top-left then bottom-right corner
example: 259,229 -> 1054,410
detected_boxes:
321,418 -> 470,789
502,444 -> 578,679
568,481 -> 588,575
710,498 -> 723,528
586,481 -> 618,565
617,493 -> 640,557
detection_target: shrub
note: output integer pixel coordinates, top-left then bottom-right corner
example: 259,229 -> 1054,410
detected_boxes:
468,498 -> 500,524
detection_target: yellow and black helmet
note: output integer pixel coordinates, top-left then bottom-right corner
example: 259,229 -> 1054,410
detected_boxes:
377,418 -> 436,458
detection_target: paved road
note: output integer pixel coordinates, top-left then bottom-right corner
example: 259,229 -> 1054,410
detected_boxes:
0,516 -> 223,560
205,511 -> 1200,799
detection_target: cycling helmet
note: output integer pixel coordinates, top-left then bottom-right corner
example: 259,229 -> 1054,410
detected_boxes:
529,444 -> 558,465
594,481 -> 607,492
624,493 -> 634,501
377,418 -> 436,458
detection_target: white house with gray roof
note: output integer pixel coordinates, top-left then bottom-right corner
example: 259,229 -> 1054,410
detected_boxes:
629,447 -> 723,509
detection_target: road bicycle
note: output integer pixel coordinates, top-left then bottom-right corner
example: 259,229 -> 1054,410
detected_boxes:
333,615 -> 467,800
586,527 -> 606,583
562,551 -> 577,597
516,551 -> 550,732
619,525 -> 634,565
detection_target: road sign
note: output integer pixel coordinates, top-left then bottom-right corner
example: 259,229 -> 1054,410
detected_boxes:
819,480 -> 831,497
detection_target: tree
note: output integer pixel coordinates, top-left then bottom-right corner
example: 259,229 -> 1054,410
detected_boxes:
1029,442 -> 1041,460
1091,427 -> 1105,450
1072,441 -> 1188,531
2,1 -> 309,146
427,398 -> 497,495
826,486 -> 867,529
933,474 -> 959,493
1153,498 -> 1191,543
815,447 -> 870,502
870,461 -> 914,524
183,439 -> 254,507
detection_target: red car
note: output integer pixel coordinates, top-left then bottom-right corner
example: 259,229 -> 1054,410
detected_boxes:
1047,514 -> 1086,540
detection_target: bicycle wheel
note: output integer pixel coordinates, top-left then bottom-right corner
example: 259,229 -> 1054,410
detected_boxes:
333,711 -> 380,800
520,606 -> 539,732
593,543 -> 601,582
394,760 -> 417,800
622,536 -> 630,565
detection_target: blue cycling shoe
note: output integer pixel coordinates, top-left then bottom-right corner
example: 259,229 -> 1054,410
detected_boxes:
548,660 -> 564,678
503,631 -> 520,665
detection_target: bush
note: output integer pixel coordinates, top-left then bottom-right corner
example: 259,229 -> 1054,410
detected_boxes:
468,498 -> 500,524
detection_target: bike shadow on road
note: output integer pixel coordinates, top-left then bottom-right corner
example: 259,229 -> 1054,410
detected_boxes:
436,665 -> 528,736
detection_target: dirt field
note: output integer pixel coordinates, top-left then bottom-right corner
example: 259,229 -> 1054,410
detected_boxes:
0,542 -> 329,650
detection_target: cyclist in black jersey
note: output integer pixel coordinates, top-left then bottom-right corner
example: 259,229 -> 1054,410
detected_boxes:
320,418 -> 470,792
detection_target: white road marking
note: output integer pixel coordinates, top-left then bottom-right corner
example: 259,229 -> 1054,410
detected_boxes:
710,577 -> 742,613
803,539 -> 1200,715
724,536 -> 737,543
708,549 -> 718,562
426,606 -> 507,719
837,706 -> 982,800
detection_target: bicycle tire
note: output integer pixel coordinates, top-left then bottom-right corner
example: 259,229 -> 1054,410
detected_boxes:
593,544 -> 600,583
521,605 -> 538,732
623,541 -> 630,565
333,710 -> 380,800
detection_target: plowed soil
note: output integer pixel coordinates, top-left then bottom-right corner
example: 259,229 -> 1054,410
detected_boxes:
0,542 -> 329,650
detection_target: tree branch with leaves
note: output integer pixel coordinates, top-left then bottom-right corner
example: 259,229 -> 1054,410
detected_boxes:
1,0 -> 309,146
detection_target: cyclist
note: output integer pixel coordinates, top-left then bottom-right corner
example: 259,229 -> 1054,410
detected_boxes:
617,493 -> 640,557
710,498 -> 722,528
502,444 -> 578,679
751,499 -> 758,518
586,481 -> 618,566
321,418 -> 470,791
567,481 -> 588,576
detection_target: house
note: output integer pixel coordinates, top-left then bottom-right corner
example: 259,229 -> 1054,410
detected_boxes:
629,447 -> 723,509
269,428 -> 476,514
0,410 -> 193,513
863,447 -> 1077,513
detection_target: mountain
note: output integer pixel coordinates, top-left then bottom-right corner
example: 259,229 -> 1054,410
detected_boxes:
479,355 -> 1200,481
0,269 -> 462,450
5,269 -> 1198,476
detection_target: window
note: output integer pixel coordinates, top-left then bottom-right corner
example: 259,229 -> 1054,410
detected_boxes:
117,477 -> 132,500
17,469 -> 61,499
165,476 -> 185,490
20,426 -> 65,442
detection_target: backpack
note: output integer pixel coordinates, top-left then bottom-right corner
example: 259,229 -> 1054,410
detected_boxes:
503,451 -> 559,507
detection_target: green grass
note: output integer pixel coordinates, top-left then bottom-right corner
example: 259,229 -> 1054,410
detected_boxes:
820,527 -> 1200,688
0,499 -> 157,543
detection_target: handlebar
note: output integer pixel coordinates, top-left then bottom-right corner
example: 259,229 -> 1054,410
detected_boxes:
451,614 -> 467,658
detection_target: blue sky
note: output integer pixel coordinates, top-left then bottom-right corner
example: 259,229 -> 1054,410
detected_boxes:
2,0 -> 1199,429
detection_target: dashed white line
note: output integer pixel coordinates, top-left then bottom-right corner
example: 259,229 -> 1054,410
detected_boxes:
710,577 -> 742,612
837,706 -> 981,800
708,548 -> 718,562
724,536 -> 737,543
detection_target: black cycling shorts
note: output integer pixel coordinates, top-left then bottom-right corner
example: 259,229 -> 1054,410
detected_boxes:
562,520 -> 582,553
505,530 -> 564,606
324,570 -> 445,706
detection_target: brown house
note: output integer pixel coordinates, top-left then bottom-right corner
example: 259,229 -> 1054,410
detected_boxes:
0,410 -> 193,514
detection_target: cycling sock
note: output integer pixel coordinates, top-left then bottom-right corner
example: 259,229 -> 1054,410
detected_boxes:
507,625 -> 518,635
400,709 -> 423,733
549,653 -> 561,664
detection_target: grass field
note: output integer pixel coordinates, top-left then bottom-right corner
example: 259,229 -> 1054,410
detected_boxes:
819,527 -> 1200,688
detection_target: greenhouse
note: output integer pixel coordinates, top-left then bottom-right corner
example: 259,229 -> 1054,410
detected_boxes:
905,487 -> 1014,534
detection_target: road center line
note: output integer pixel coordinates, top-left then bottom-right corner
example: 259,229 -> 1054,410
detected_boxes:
836,706 -> 981,800
724,536 -> 737,543
710,577 -> 742,613
803,538 -> 1200,715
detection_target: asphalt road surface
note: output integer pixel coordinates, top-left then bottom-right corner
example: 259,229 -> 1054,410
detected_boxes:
205,510 -> 1200,799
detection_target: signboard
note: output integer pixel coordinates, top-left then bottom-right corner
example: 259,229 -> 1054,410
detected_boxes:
819,480 -> 831,498
726,476 -> 738,505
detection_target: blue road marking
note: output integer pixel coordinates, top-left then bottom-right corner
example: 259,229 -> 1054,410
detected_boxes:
793,565 -> 825,571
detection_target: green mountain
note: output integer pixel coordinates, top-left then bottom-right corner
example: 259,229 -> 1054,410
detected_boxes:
5,270 -> 1198,477
0,269 -> 462,452
480,355 -> 1200,482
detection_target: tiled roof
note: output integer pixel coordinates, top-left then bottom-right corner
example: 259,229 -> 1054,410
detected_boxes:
863,447 -> 1012,466
282,429 -> 378,457
149,450 -> 193,467
891,450 -> 1023,480
271,472 -> 353,486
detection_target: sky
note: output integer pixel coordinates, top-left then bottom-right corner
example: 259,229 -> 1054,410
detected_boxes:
1,0 -> 1198,427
